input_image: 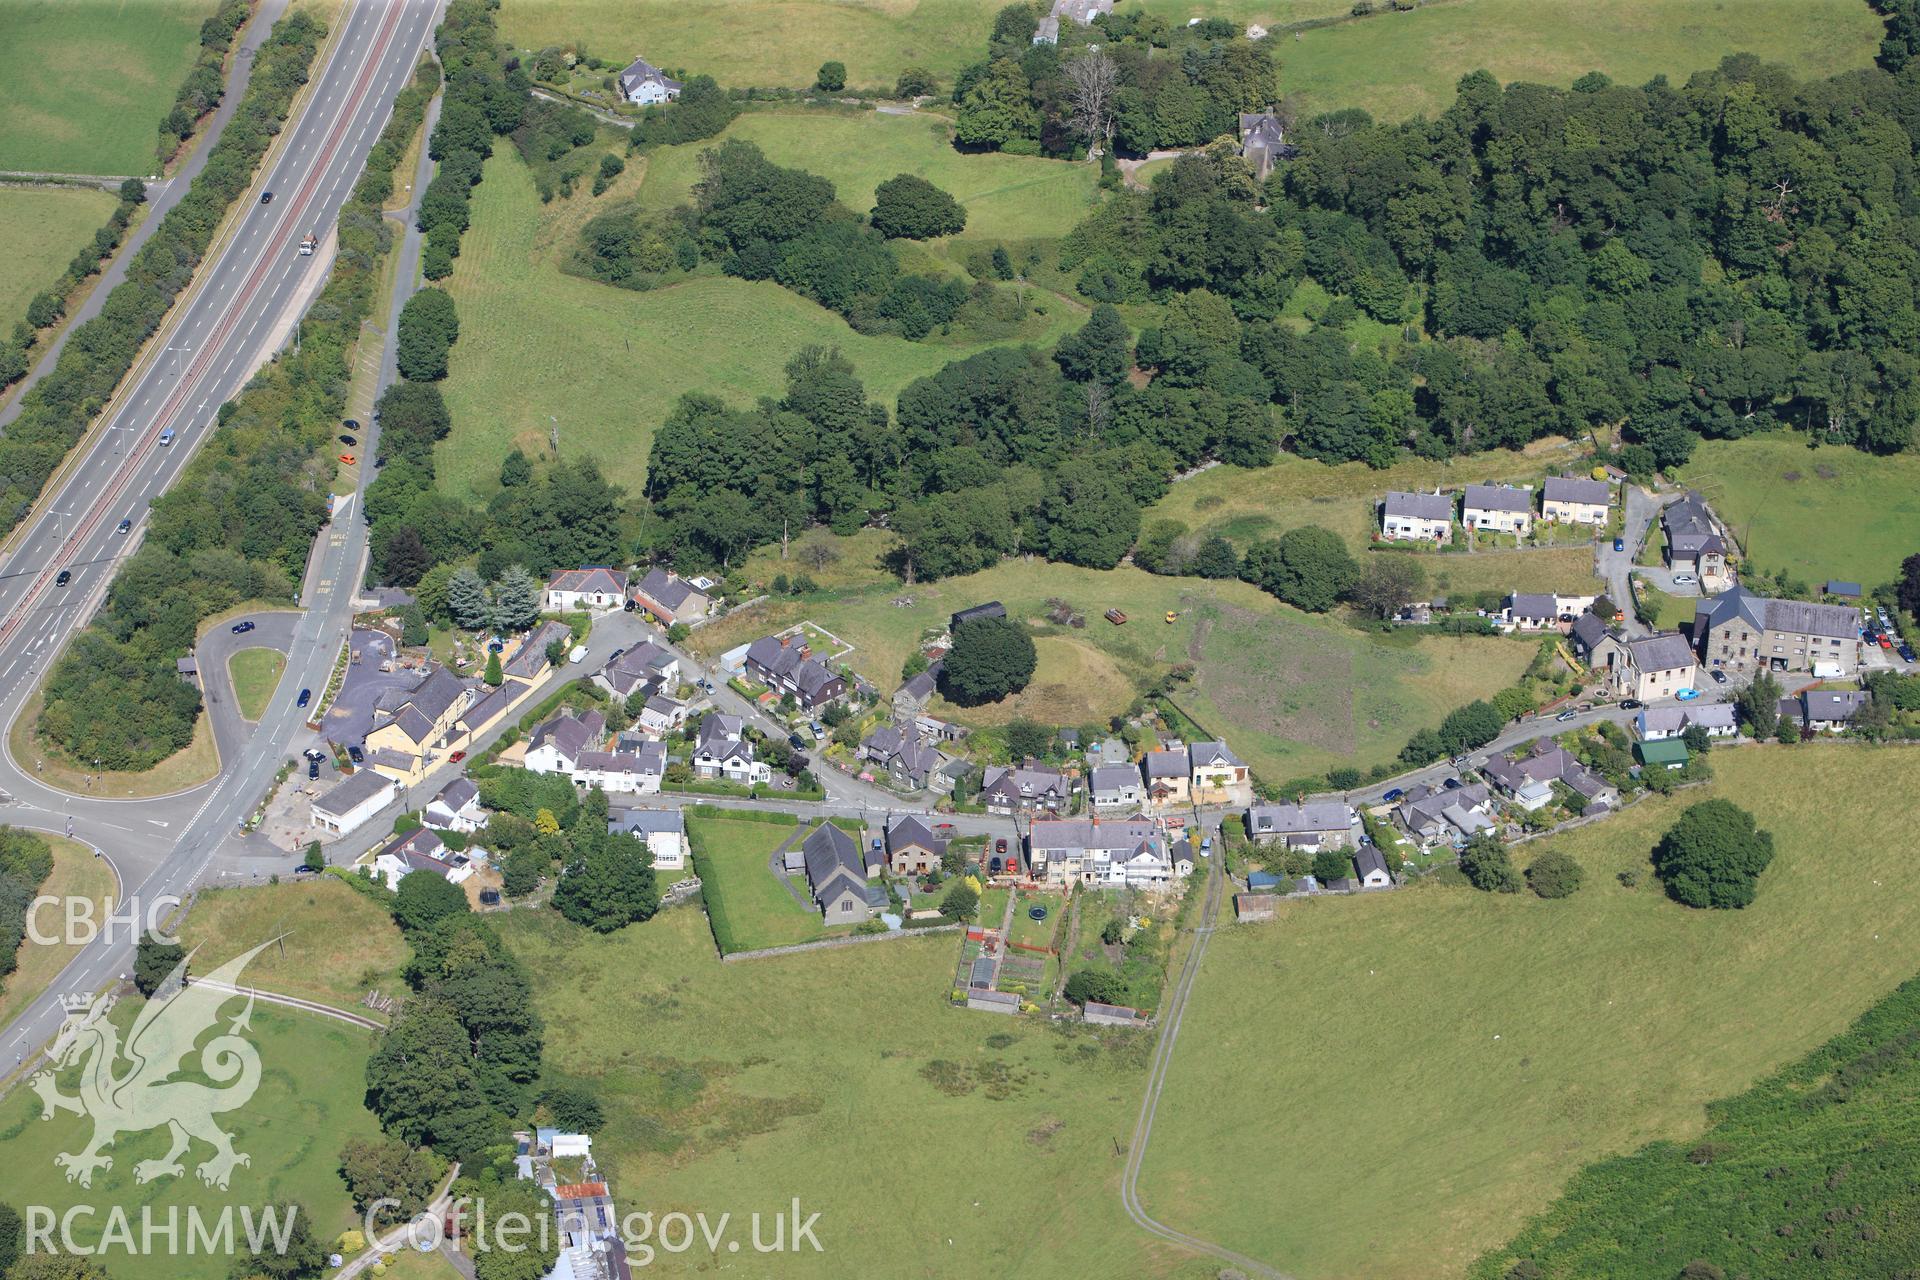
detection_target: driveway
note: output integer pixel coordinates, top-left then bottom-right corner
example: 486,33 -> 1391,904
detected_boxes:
1596,484 -> 1667,634
321,628 -> 409,751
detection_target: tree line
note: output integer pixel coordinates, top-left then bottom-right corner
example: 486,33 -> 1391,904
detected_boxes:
0,179 -> 148,400
0,830 -> 52,986
156,0 -> 252,163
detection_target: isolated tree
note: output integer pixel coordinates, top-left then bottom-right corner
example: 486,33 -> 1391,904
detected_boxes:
553,834 -> 658,932
395,288 -> 459,381
391,870 -> 470,934
133,934 -> 186,997
118,177 -> 147,204
1525,849 -> 1584,899
1240,526 -> 1358,612
1653,799 -> 1775,909
942,615 -> 1038,705
940,880 -> 979,920
871,174 -> 967,239
1439,700 -> 1503,754
1064,50 -> 1119,154
1459,833 -> 1520,893
1736,669 -> 1783,737
231,1204 -> 325,1280
1063,968 -> 1125,1006
400,602 -> 429,646
894,67 -> 937,98
338,1138 -> 439,1224
1004,717 -> 1053,760
301,841 -> 326,874
1311,849 -> 1352,883
1189,535 -> 1240,579
1350,554 -> 1427,619
483,650 -> 504,687
815,61 -> 846,91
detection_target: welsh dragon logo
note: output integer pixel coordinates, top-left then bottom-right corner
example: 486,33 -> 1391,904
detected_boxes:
32,940 -> 276,1190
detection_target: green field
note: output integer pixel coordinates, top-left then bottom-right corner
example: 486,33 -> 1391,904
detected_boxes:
687,814 -> 830,952
0,836 -> 114,1031
0,1002 -> 379,1280
0,186 -> 119,324
630,109 -> 1103,242
0,0 -> 218,174
1677,435 -> 1920,588
176,878 -> 410,1014
497,903 -> 1205,1278
438,150 -> 1080,500
1139,746 -> 1920,1279
1278,0 -> 1880,123
227,646 -> 287,720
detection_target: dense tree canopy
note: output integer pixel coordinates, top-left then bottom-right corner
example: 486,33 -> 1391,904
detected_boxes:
1653,799 -> 1776,909
871,174 -> 968,239
942,615 -> 1039,705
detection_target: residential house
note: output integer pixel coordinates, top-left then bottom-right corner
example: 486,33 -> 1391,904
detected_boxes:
423,778 -> 485,833
1380,490 -> 1453,543
949,602 -> 1006,630
629,568 -> 710,625
1462,484 -> 1535,536
1090,762 -> 1145,811
634,694 -> 687,736
1245,801 -> 1357,851
1354,846 -> 1392,889
1569,610 -> 1625,676
573,737 -> 666,794
1238,112 -> 1295,180
884,814 -> 947,876
858,724 -> 944,791
1696,585 -> 1860,678
364,665 -> 475,781
743,634 -> 845,710
1540,475 -> 1612,525
1780,688 -> 1873,733
1026,818 -> 1191,890
1619,632 -> 1697,702
801,822 -> 872,922
1637,703 -> 1738,741
1143,745 -> 1191,807
1504,593 -> 1561,631
1031,0 -> 1113,44
524,710 -> 606,776
608,808 -> 687,872
371,827 -> 473,889
310,770 -> 396,837
595,641 -> 679,700
1396,782 -> 1496,845
1662,492 -> 1729,584
1481,739 -> 1619,813
979,762 -> 1073,815
503,620 -> 575,682
691,714 -> 770,785
454,684 -> 516,745
892,660 -> 942,717
543,567 -> 628,614
618,56 -> 682,105
1189,740 -> 1252,806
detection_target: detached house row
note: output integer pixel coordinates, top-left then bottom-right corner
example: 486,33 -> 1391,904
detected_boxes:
1481,739 -> 1618,813
1384,477 -> 1616,542
525,709 -> 668,793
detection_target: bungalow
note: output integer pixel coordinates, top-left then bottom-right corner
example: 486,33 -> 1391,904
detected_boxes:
634,693 -> 688,736
1143,745 -> 1191,807
618,56 -> 682,105
543,567 -> 628,614
1505,593 -> 1561,631
1380,490 -> 1453,543
1637,703 -> 1737,741
596,640 -> 679,700
1354,845 -> 1392,889
1245,801 -> 1357,850
1462,484 -> 1535,536
979,762 -> 1073,815
1540,475 -> 1612,525
572,738 -> 666,794
743,634 -> 845,710
858,724 -> 944,791
801,822 -> 872,922
1635,738 -> 1689,770
1661,492 -> 1729,585
1780,688 -> 1873,733
524,709 -> 606,776
1189,740 -> 1252,806
371,827 -> 473,890
884,814 -> 947,876
1027,818 -> 1191,890
1396,781 -> 1496,844
629,568 -> 710,625
502,619 -> 574,682
422,777 -> 485,833
608,808 -> 687,872
310,769 -> 396,838
1482,739 -> 1618,812
1620,632 -> 1697,702
692,714 -> 770,784
1090,762 -> 1145,811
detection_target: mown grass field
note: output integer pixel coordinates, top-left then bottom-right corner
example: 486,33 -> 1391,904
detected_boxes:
1279,0 -> 1880,123
630,109 -> 1103,242
0,186 -> 119,323
0,0 -> 217,174
498,903 -> 1209,1278
0,1002 -> 379,1280
686,814 -> 829,952
438,150 -> 1080,499
1677,435 -> 1920,588
1140,746 -> 1920,1280
176,878 -> 409,1014
0,836 -> 113,1031
227,647 -> 286,720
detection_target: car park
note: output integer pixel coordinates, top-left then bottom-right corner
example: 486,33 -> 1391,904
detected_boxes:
339,434 -> 357,446
297,688 -> 311,708
55,569 -> 71,587
231,620 -> 255,634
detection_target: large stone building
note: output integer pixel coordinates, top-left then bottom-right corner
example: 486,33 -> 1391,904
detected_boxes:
1695,586 -> 1860,678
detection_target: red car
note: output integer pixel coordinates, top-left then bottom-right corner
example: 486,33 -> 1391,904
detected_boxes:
1882,635 -> 1895,649
449,750 -> 466,763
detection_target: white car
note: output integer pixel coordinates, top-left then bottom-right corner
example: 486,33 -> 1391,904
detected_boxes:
1672,573 -> 1697,585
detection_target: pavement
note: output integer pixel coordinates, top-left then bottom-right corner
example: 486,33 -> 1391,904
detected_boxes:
0,0 -> 445,1072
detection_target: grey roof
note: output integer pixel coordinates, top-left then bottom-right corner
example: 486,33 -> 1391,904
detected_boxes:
314,769 -> 394,816
530,710 -> 602,761
1247,801 -> 1353,835
1509,593 -> 1558,619
547,567 -> 626,596
1663,492 -> 1715,537
1028,817 -> 1160,856
390,705 -> 435,747
1826,580 -> 1862,597
404,665 -> 470,724
1570,612 -> 1609,652
1696,586 -> 1858,642
1383,490 -> 1453,522
433,777 -> 478,811
1638,705 -> 1688,734
458,685 -> 514,733
1626,631 -> 1695,673
1803,689 -> 1870,722
1091,763 -> 1142,794
634,568 -> 702,612
1143,748 -> 1189,778
1239,112 -> 1285,147
1464,483 -> 1532,514
609,809 -> 684,836
1543,475 -> 1612,506
801,823 -> 865,904
1399,781 -> 1490,831
745,636 -> 843,701
950,602 -> 1006,629
886,814 -> 942,852
1190,740 -> 1244,769
504,620 -> 572,679
619,56 -> 683,96
1353,846 -> 1388,879
696,713 -> 744,750
981,764 -> 1069,798
896,665 -> 939,704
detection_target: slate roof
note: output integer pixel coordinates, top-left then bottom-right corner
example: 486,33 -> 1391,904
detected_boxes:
434,778 -> 478,811
1802,689 -> 1871,722
1354,846 -> 1389,880
886,814 -> 943,853
801,823 -> 866,906
389,705 -> 435,747
530,710 -> 603,761
745,636 -> 841,701
1247,802 -> 1353,835
1383,490 -> 1453,522
314,769 -> 394,816
1663,492 -> 1724,555
1028,818 -> 1160,856
1827,580 -> 1862,597
1464,483 -> 1532,513
405,665 -> 469,724
1091,763 -> 1142,795
1509,593 -> 1558,619
1543,475 -> 1611,506
634,568 -> 702,612
609,809 -> 684,837
1143,748 -> 1189,779
1399,781 -> 1490,832
546,567 -> 626,597
1626,631 -> 1696,673
618,56 -> 683,97
950,602 -> 1006,629
1570,612 -> 1609,653
1696,586 -> 1858,641
1190,740 -> 1245,769
504,620 -> 573,679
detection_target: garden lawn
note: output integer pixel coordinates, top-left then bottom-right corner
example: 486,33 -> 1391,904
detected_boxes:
1677,435 -> 1920,588
227,647 -> 286,720
1278,0 -> 1879,123
1139,745 -> 1920,1280
686,814 -> 827,952
0,836 -> 113,1031
0,1002 -> 380,1280
497,903 -> 1203,1279
176,878 -> 410,1014
0,187 -> 119,324
629,109 -> 1102,242
0,0 -> 218,174
438,150 -> 1076,500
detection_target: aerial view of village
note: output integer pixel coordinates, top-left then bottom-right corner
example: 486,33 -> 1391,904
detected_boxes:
1,0 -> 1920,1277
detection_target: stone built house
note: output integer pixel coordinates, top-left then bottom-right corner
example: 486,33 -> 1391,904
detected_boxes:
543,567 -> 627,613
619,56 -> 682,105
1661,492 -> 1730,585
1695,585 -> 1859,678
1244,801 -> 1357,851
629,568 -> 710,625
